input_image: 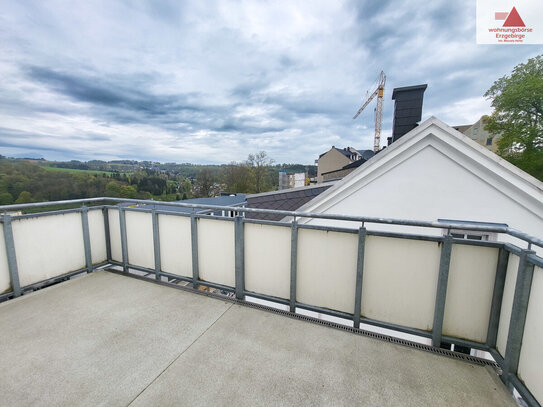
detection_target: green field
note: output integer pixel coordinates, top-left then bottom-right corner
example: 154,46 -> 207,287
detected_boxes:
40,166 -> 115,175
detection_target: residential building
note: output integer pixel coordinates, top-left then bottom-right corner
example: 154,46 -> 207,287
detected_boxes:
278,171 -> 306,190
317,146 -> 373,183
453,115 -> 502,153
320,157 -> 368,182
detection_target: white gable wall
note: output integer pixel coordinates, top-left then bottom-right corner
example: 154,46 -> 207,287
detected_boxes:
300,120 -> 543,252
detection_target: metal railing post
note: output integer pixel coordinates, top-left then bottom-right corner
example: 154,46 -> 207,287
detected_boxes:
503,249 -> 536,387
353,226 -> 367,328
2,214 -> 21,297
486,247 -> 510,348
289,220 -> 298,313
432,234 -> 453,347
80,206 -> 93,273
152,209 -> 161,281
119,207 -> 129,273
190,214 -> 199,289
234,215 -> 245,300
102,207 -> 111,262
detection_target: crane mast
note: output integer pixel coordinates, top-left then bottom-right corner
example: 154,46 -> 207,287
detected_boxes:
353,71 -> 386,153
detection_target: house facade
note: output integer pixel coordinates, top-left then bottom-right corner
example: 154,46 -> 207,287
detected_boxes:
317,146 -> 373,183
453,115 -> 502,153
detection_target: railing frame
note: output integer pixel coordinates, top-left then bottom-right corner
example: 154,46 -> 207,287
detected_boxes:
1,197 -> 542,406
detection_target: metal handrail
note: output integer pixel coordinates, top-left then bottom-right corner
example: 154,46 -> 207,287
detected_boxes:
1,197 -> 542,248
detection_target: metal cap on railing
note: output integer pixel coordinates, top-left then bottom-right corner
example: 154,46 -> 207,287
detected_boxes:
0,197 -> 542,249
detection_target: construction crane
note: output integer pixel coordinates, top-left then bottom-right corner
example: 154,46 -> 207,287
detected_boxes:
353,71 -> 386,153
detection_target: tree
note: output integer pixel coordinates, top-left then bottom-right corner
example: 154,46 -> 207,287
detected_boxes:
105,181 -> 121,197
0,192 -> 13,205
222,162 -> 254,193
485,55 -> 543,180
15,191 -> 33,204
246,151 -> 274,193
119,185 -> 137,198
195,169 -> 215,197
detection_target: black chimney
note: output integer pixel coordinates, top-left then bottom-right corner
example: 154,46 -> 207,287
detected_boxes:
391,84 -> 427,142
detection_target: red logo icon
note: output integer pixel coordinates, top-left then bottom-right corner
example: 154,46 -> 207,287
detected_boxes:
495,7 -> 525,27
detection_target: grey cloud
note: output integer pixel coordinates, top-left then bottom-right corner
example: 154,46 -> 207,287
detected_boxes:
25,66 -> 202,116
1,1 -> 540,163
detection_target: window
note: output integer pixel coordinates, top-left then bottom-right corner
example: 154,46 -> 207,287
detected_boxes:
486,138 -> 492,146
438,219 -> 508,242
450,232 -> 489,241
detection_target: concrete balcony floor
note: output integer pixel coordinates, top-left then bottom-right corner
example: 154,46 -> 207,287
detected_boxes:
0,271 -> 516,406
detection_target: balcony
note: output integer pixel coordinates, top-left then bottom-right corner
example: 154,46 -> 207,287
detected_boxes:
0,198 -> 542,406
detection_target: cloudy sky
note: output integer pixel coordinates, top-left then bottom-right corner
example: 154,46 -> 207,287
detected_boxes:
0,1 -> 540,164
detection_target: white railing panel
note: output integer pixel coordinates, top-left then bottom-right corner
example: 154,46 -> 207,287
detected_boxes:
362,236 -> 441,331
0,224 -> 11,294
244,223 -> 290,299
296,229 -> 358,314
443,244 -> 498,343
108,209 -> 122,262
159,214 -> 192,278
125,211 -> 154,270
11,213 -> 86,286
518,266 -> 543,405
197,218 -> 235,287
88,210 -> 107,264
496,254 -> 520,356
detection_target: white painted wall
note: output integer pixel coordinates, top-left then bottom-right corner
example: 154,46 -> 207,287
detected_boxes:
296,228 -> 358,314
244,223 -> 291,299
159,214 -> 192,278
362,236 -> 440,331
108,209 -> 122,263
88,209 -> 107,264
125,211 -> 154,270
303,146 -> 543,254
197,218 -> 235,287
443,244 -> 498,343
11,213 -> 86,286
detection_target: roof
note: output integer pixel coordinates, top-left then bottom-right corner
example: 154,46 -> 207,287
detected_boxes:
358,149 -> 375,160
319,146 -> 366,159
320,158 -> 367,177
0,270 -> 516,406
296,116 -> 543,221
452,125 -> 472,134
246,184 -> 334,221
341,157 -> 367,170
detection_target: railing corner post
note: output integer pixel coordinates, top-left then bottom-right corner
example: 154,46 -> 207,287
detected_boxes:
432,233 -> 453,348
119,207 -> 128,273
2,214 -> 21,297
80,206 -> 93,274
234,215 -> 245,300
353,226 -> 367,329
289,220 -> 298,313
152,209 -> 161,281
502,248 -> 536,386
190,214 -> 199,289
102,207 -> 112,262
486,247 -> 510,349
